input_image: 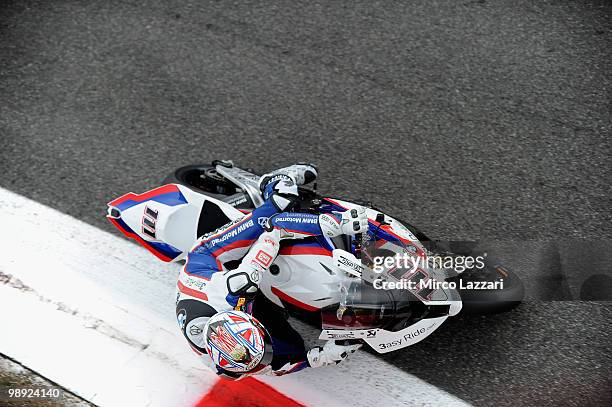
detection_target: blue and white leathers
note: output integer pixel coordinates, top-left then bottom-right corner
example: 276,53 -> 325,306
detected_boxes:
177,179 -> 323,311
175,177 -> 321,376
175,170 -> 368,378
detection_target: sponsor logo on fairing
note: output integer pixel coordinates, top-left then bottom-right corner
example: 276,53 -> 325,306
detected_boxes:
378,340 -> 402,350
338,255 -> 364,275
226,195 -> 248,206
403,327 -> 426,340
328,332 -> 355,339
377,327 -> 429,350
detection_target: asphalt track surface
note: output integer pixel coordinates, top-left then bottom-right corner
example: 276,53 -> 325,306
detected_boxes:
0,1 -> 610,406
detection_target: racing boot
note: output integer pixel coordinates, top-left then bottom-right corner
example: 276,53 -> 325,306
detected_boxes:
258,163 -> 318,191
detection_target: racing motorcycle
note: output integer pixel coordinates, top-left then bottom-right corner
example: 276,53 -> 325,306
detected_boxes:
106,161 -> 523,354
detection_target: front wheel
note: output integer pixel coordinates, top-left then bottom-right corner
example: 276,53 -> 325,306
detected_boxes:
448,254 -> 524,315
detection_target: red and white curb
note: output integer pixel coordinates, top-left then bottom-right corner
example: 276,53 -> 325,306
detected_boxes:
0,187 -> 470,406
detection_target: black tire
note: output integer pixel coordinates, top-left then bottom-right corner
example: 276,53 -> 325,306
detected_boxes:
450,254 -> 524,315
163,164 -> 237,196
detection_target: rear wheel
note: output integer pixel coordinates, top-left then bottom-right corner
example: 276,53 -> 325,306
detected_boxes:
163,164 -> 237,195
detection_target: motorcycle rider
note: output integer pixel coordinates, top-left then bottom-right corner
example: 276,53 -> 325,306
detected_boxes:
176,164 -> 367,379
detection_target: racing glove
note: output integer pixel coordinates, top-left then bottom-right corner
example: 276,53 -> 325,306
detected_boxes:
307,341 -> 361,368
319,207 -> 369,237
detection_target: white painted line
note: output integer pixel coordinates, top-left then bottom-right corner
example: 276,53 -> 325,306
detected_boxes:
0,187 -> 470,406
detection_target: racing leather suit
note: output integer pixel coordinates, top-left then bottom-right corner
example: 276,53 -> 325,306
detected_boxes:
175,176 -> 363,378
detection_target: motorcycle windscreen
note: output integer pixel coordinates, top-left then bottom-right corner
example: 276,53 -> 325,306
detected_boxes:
362,235 -> 450,303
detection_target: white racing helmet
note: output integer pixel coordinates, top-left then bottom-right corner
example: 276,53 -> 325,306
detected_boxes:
204,310 -> 273,373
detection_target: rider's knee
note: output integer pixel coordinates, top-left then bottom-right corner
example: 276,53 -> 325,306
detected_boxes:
176,297 -> 217,354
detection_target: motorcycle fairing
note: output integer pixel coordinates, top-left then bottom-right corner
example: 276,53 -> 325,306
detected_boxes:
259,239 -> 340,311
109,184 -> 188,211
108,215 -> 183,261
320,316 -> 448,353
317,232 -> 463,352
107,184 -> 244,262
278,237 -> 334,256
321,198 -> 425,252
